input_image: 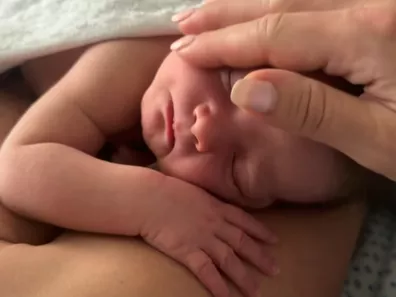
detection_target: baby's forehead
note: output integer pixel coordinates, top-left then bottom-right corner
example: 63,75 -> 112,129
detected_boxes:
166,52 -> 361,94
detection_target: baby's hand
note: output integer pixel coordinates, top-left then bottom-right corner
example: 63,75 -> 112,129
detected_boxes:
140,177 -> 279,297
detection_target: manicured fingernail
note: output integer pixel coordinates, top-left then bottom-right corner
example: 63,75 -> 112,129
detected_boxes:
170,35 -> 196,51
172,8 -> 196,23
231,79 -> 277,113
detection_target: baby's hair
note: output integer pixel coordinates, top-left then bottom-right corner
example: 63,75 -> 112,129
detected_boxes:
0,68 -> 34,142
0,68 -> 35,104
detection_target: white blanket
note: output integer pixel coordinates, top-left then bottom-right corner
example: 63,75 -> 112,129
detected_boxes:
0,0 -> 202,74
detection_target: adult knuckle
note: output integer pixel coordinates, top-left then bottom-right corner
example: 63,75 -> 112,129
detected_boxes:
292,81 -> 329,136
254,13 -> 286,47
353,5 -> 396,39
258,13 -> 285,39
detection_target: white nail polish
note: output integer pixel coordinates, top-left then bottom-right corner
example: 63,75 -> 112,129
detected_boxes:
231,79 -> 277,113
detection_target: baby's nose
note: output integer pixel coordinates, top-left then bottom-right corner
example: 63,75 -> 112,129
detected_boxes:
191,104 -> 220,153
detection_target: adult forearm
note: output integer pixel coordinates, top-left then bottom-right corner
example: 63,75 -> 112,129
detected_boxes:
0,143 -> 165,236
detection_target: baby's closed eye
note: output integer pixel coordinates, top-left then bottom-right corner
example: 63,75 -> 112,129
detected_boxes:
220,69 -> 255,94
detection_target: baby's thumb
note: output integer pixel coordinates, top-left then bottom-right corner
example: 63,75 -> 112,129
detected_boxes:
231,69 -> 381,170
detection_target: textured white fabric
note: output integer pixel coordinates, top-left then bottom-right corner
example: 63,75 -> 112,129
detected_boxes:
0,0 -> 202,74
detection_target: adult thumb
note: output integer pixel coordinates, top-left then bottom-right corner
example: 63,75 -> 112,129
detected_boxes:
231,69 -> 396,180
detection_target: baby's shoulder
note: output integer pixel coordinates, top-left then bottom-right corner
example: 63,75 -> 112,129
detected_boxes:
21,47 -> 87,95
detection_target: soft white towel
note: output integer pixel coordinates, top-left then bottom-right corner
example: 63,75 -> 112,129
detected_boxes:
0,0 -> 202,74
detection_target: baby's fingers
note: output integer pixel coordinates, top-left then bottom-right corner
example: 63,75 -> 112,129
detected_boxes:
216,224 -> 279,276
203,240 -> 260,297
222,204 -> 278,243
183,250 -> 230,297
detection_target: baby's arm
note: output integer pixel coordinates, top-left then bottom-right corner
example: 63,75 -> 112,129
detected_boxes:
0,38 -> 174,234
0,39 -> 277,297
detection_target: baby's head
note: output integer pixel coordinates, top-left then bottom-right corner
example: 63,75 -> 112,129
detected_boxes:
141,52 -> 366,208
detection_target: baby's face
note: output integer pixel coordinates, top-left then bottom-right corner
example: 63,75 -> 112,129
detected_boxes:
141,53 -> 350,208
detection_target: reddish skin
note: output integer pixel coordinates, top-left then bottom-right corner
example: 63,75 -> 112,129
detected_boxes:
0,40 -> 277,297
142,52 -> 351,208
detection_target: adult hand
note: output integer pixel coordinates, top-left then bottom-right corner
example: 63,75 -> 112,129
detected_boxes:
170,0 -> 396,181
141,176 -> 278,297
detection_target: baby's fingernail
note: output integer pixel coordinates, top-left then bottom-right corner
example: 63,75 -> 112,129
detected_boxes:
271,264 -> 280,276
172,8 -> 196,23
231,79 -> 277,113
170,35 -> 196,51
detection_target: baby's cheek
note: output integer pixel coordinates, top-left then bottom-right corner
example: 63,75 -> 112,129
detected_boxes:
274,146 -> 349,203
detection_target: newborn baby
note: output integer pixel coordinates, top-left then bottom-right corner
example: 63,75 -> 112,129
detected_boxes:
0,40 -> 367,297
142,53 -> 361,208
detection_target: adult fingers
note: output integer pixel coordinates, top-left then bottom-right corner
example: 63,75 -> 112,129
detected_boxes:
231,69 -> 396,181
175,0 -> 357,34
203,239 -> 260,297
171,9 -> 359,70
174,0 -> 271,35
216,223 -> 278,276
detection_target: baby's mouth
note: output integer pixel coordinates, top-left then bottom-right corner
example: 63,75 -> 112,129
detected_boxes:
165,98 -> 175,151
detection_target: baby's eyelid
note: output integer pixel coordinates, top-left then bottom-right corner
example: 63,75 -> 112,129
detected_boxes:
227,69 -> 232,90
230,69 -> 252,87
219,68 -> 232,93
231,153 -> 243,196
